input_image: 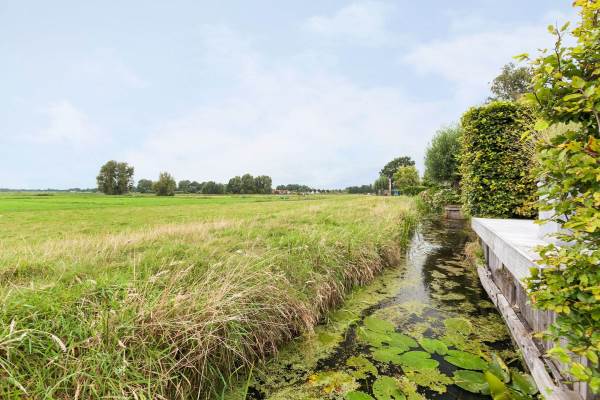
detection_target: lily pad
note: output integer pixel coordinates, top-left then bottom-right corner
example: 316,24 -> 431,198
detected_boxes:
388,332 -> 418,349
444,350 -> 488,370
488,353 -> 510,383
346,356 -> 378,379
372,347 -> 406,364
364,316 -> 396,333
397,351 -> 439,370
346,391 -> 376,400
418,338 -> 448,355
373,376 -> 406,400
453,370 -> 489,394
444,317 -> 473,335
510,370 -> 538,395
357,328 -> 392,347
405,368 -> 453,394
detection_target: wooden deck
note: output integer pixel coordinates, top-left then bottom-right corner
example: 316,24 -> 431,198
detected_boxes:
472,218 -> 594,400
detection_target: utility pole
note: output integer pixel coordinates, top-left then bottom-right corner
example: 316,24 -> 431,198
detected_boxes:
388,177 -> 392,196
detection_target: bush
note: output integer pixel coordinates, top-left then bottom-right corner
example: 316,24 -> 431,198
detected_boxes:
522,2 -> 600,390
459,101 -> 536,218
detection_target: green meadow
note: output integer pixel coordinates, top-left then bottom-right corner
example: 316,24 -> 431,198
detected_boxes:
0,193 -> 418,399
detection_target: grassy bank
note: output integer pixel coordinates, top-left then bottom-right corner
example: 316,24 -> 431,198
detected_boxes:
0,194 -> 418,399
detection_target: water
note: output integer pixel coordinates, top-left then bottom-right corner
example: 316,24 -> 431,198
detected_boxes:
234,219 -> 520,400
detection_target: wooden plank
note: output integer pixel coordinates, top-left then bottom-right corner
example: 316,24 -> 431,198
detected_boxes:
477,266 -> 582,400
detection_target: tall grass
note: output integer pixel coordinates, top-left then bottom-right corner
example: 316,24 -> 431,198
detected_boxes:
0,195 -> 418,399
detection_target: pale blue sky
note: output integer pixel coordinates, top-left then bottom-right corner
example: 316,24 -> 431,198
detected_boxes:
0,1 -> 574,189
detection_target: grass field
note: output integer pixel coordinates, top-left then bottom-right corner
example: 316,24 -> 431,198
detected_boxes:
0,193 -> 418,399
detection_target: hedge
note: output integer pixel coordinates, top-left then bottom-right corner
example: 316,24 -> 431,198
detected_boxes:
459,101 -> 536,218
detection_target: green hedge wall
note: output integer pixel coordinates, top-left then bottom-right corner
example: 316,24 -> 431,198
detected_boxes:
459,101 -> 536,218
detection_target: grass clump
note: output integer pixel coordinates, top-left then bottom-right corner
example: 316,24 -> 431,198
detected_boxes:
0,194 -> 418,399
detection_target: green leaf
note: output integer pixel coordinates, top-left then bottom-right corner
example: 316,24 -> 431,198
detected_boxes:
346,391 -> 376,400
418,338 -> 448,355
485,371 -> 511,400
388,333 -> 418,349
364,317 -> 396,334
372,347 -> 407,364
563,93 -> 583,101
453,370 -> 489,394
373,376 -> 406,400
397,351 -> 439,370
572,76 -> 586,89
510,370 -> 538,395
357,328 -> 392,347
534,119 -> 550,131
547,346 -> 570,364
488,354 -> 510,383
444,350 -> 488,370
404,369 -> 452,394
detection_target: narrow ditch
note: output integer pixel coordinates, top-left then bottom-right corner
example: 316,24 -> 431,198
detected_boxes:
232,219 -> 525,400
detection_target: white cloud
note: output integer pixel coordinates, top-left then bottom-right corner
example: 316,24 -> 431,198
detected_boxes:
128,27 -> 449,188
74,48 -> 147,89
402,11 -> 573,103
32,100 -> 100,145
304,1 -> 395,46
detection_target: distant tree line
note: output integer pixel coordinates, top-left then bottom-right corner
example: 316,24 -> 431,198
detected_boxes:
346,185 -> 373,194
226,174 -> 272,194
275,184 -> 314,193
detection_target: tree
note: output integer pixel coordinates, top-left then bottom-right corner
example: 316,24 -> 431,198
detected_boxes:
424,125 -> 462,187
373,175 -> 388,193
188,181 -> 202,193
96,160 -> 134,195
227,176 -> 242,194
393,165 -> 420,194
240,173 -> 255,194
201,181 -> 225,194
178,180 -> 191,193
489,62 -> 532,101
153,172 -> 176,196
136,179 -> 153,193
520,2 -> 600,390
380,156 -> 415,179
253,175 -> 272,194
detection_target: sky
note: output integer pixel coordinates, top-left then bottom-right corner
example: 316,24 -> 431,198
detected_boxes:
0,1 -> 575,189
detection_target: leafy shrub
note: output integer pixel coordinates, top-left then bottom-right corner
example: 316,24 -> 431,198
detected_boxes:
459,101 -> 536,218
398,185 -> 427,196
418,187 -> 460,214
522,1 -> 600,391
